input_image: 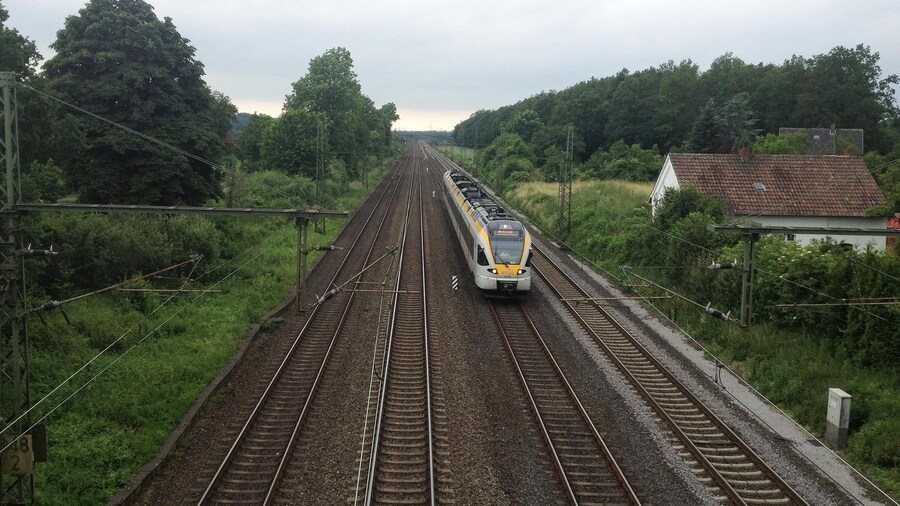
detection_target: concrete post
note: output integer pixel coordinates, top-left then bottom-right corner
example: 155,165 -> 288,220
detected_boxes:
825,388 -> 851,450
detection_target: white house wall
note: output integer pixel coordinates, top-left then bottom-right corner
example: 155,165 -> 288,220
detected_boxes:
752,215 -> 888,250
650,156 -> 679,216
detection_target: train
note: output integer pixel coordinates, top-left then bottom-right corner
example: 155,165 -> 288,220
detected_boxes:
442,167 -> 532,293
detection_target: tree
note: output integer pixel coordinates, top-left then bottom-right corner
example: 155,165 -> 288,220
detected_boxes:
502,109 -> 543,142
0,2 -> 40,78
690,99 -> 724,153
584,140 -> 662,181
752,132 -> 812,154
1,3 -> 85,197
259,109 -> 323,177
285,47 -> 397,171
653,60 -> 702,151
286,47 -> 362,166
718,92 -> 759,152
236,113 -> 276,171
43,0 -> 235,206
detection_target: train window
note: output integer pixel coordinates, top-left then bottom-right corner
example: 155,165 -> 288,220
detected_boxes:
476,246 -> 490,266
490,238 -> 524,265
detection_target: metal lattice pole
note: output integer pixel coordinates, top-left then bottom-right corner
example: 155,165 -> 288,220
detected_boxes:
557,126 -> 573,243
0,71 -> 35,505
315,122 -> 326,234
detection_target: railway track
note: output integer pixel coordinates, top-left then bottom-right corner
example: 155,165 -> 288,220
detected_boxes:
489,299 -> 640,505
194,159 -> 410,504
531,245 -> 808,505
361,162 -> 437,505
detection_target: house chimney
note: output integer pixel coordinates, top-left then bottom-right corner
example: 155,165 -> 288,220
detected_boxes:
739,146 -> 752,162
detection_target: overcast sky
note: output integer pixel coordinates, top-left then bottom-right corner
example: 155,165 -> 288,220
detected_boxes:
7,0 -> 900,131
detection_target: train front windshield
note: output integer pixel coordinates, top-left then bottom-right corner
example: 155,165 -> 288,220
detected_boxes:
488,222 -> 525,265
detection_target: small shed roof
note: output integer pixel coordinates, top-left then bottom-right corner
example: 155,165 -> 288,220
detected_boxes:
667,153 -> 884,216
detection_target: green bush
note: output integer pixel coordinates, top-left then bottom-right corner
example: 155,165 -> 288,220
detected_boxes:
850,419 -> 900,467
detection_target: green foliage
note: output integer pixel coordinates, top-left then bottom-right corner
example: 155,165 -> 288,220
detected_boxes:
259,109 -> 323,177
454,44 -> 900,169
235,113 -> 276,172
850,419 -> 900,468
236,170 -> 315,209
25,213 -> 224,293
583,140 -> 663,181
0,1 -> 41,77
752,132 -> 813,154
478,133 -> 537,191
284,47 -> 397,168
864,150 -> 900,216
652,186 -> 726,230
718,92 -> 759,151
501,109 -> 543,142
43,0 -> 236,206
690,99 -> 724,153
21,159 -> 67,202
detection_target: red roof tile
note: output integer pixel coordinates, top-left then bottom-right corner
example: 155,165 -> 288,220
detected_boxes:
668,153 -> 884,217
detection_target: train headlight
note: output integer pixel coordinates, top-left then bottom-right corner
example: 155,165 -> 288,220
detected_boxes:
487,268 -> 497,274
517,269 -> 525,275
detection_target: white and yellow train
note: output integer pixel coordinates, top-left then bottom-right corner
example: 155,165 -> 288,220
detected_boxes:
442,167 -> 532,293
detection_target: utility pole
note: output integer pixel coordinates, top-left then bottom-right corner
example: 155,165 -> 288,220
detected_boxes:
315,122 -> 325,234
0,71 -> 35,506
557,126 -> 573,243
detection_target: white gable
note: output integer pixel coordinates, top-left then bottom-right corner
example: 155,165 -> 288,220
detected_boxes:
649,155 -> 679,216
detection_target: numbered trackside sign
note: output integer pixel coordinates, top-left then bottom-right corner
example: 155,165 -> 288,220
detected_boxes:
2,434 -> 34,475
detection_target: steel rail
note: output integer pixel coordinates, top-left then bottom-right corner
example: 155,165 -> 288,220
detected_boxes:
363,156 -> 436,505
532,244 -> 809,505
489,300 -> 640,505
197,157 -> 408,505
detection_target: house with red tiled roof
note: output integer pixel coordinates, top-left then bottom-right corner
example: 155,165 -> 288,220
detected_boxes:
649,152 -> 889,250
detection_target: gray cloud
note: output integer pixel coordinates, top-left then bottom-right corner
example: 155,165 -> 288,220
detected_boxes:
8,0 -> 900,130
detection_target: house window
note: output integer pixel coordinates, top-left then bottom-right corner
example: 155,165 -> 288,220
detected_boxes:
785,234 -> 796,241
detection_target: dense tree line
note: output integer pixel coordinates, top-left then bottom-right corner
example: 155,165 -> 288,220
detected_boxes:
455,46 -> 899,182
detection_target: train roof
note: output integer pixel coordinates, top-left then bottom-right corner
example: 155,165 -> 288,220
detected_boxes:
445,168 -> 520,227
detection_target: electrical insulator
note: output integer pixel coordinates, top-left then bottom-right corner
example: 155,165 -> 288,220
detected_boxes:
704,302 -> 732,321
709,260 -> 739,270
